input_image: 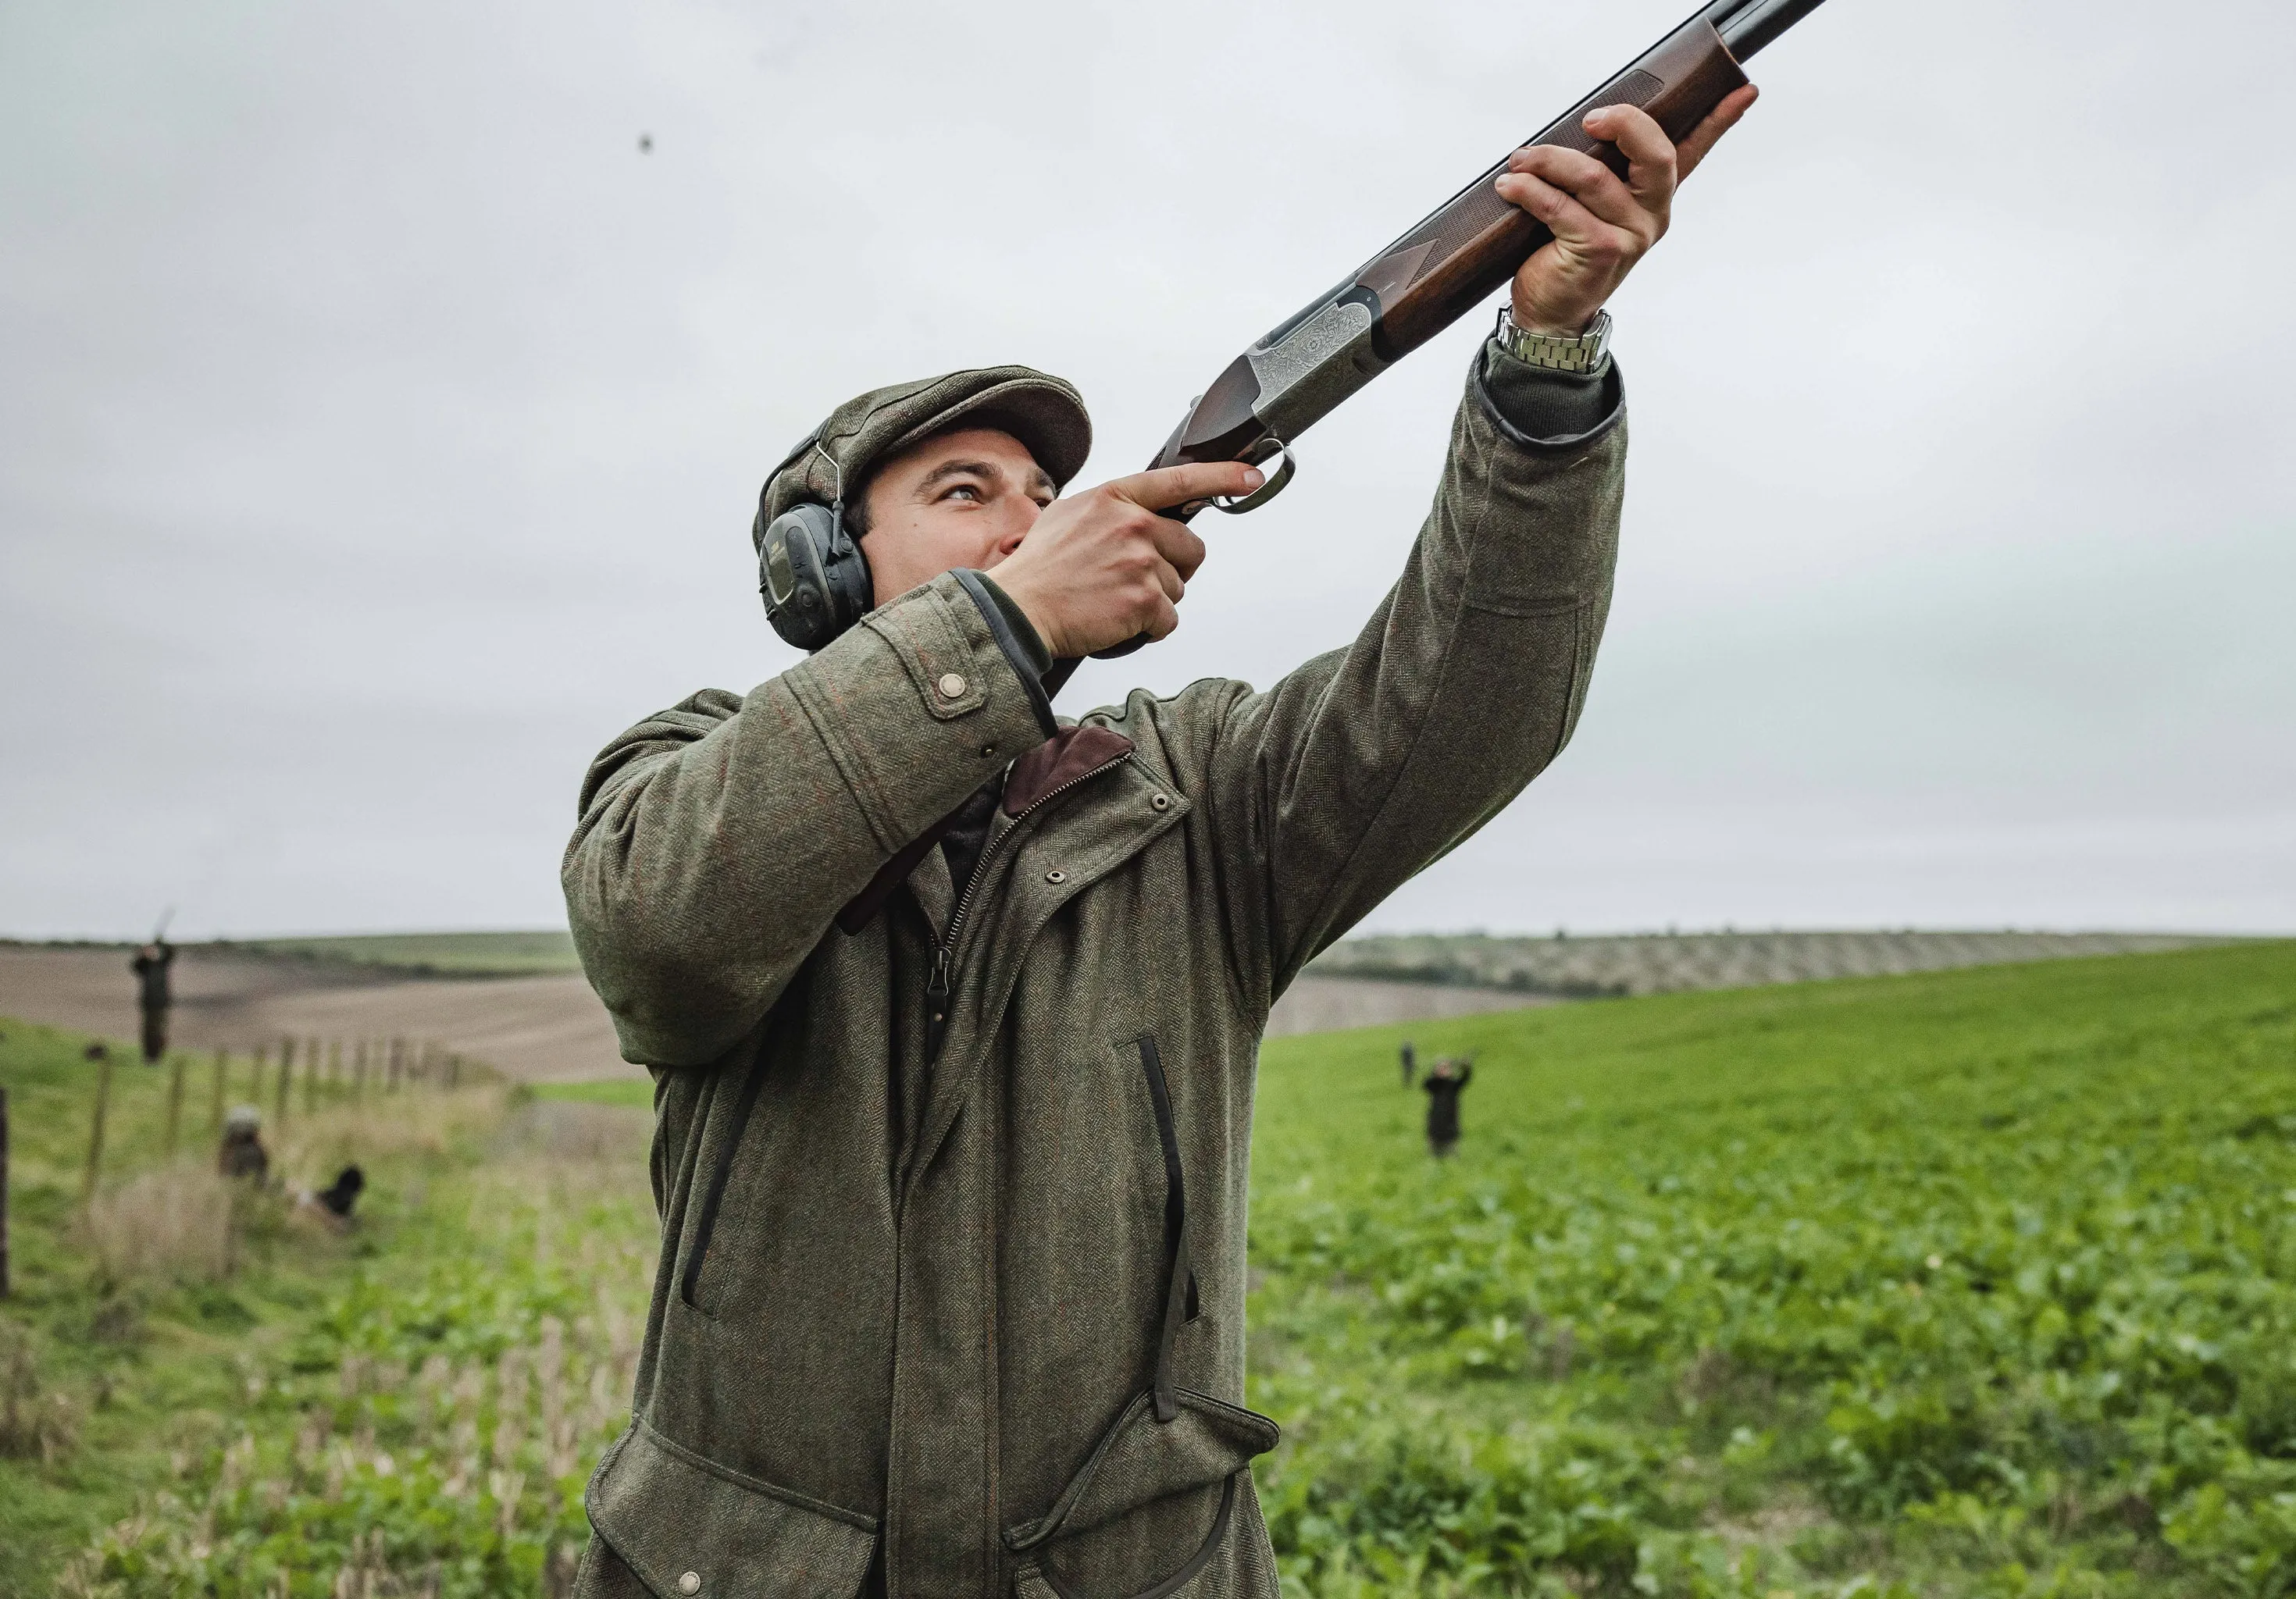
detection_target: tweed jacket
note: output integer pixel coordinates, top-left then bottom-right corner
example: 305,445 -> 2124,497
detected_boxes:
563,359 -> 1626,1599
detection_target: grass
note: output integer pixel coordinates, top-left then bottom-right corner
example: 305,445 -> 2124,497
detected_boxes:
1246,940 -> 2296,1595
4,941 -> 2292,1595
527,1081 -> 651,1110
2,932 -> 584,979
225,932 -> 583,978
0,1020 -> 651,1596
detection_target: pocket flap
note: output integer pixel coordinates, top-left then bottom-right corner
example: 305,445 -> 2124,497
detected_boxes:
1004,1388 -> 1278,1554
587,1423 -> 879,1599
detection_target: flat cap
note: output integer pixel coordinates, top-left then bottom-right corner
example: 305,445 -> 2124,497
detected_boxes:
755,365 -> 1093,547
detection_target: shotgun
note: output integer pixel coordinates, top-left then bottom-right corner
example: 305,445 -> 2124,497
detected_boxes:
1151,0 -> 1831,513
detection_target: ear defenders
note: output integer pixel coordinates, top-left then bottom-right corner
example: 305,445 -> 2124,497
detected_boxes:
757,496 -> 874,652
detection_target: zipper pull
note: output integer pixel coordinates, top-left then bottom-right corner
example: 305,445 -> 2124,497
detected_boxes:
926,946 -> 955,1063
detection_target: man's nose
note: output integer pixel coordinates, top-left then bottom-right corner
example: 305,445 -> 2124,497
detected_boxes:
993,499 -> 1042,558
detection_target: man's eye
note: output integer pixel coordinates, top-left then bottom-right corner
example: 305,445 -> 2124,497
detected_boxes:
942,485 -> 983,503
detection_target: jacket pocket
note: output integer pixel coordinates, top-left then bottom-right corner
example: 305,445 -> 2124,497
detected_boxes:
584,1422 -> 878,1599
1004,1387 -> 1278,1598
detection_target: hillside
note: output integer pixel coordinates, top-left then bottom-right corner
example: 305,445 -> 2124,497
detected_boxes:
1307,926 -> 2234,996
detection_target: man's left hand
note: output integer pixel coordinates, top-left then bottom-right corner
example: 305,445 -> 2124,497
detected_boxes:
1495,87 -> 1758,337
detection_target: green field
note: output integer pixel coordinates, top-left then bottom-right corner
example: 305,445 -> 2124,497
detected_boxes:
5,942 -> 2294,1595
226,931 -> 583,978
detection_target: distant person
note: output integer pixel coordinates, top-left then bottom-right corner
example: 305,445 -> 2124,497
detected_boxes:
130,939 -> 176,1066
216,1105 -> 269,1181
1400,1038 -> 1417,1088
1424,1057 -> 1474,1158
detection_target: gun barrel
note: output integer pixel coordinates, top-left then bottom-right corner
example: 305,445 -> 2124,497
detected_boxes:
1711,0 -> 1828,59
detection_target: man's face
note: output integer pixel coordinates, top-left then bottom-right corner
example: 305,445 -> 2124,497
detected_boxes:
856,426 -> 1054,606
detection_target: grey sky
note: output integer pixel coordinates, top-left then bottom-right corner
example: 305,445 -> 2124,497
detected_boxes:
4,0 -> 2291,941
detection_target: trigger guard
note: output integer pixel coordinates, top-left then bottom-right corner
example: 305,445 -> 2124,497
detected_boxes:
1213,441 -> 1296,515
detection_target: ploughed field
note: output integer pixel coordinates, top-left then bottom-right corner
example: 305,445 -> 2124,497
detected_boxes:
3,942 -> 2293,1595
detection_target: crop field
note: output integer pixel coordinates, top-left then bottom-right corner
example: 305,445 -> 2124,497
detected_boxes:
219,933 -> 584,980
4,941 -> 2294,1596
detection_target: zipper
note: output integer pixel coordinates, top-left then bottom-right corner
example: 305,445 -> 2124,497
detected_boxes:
925,753 -> 1133,1063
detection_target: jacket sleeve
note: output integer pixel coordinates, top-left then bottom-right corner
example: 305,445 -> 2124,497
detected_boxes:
562,570 -> 1055,1067
1195,342 -> 1628,1007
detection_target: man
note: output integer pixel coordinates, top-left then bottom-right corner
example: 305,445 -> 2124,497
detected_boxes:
1424,1057 -> 1475,1158
565,92 -> 1752,1599
130,938 -> 175,1067
217,1104 -> 268,1181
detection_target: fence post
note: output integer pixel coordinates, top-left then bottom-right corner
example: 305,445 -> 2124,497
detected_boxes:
354,1040 -> 368,1104
2,1084 -> 12,1298
388,1038 -> 404,1095
164,1049 -> 187,1156
447,1052 -> 462,1091
82,1043 -> 116,1207
306,1040 -> 320,1114
210,1046 -> 227,1131
274,1040 -> 292,1129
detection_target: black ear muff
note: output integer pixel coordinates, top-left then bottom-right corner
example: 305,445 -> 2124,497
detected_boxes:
758,501 -> 875,652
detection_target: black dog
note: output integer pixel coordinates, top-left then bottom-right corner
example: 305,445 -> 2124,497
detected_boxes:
316,1165 -> 365,1219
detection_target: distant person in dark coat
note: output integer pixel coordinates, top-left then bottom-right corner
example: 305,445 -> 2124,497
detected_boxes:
1423,1057 -> 1473,1158
1400,1038 -> 1417,1088
130,940 -> 176,1066
217,1105 -> 269,1180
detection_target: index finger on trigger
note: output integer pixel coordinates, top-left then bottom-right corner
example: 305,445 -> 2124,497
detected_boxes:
1113,459 -> 1263,514
1581,103 -> 1677,201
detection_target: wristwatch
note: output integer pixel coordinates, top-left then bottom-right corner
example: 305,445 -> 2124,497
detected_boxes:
1495,305 -> 1613,374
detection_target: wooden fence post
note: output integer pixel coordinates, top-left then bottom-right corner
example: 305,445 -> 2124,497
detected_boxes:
210,1046 -> 227,1131
388,1038 -> 404,1095
354,1040 -> 368,1104
82,1043 -> 116,1206
305,1039 -> 319,1114
164,1050 -> 187,1156
2,1084 -> 12,1298
273,1040 -> 292,1129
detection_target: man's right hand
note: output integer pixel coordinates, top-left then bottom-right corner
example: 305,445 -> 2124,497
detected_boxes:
989,461 -> 1260,659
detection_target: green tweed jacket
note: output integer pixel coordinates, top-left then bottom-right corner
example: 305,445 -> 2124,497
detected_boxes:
563,361 -> 1625,1599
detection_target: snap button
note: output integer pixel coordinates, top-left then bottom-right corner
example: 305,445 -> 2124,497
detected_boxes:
937,672 -> 968,700
1150,793 -> 1171,811
678,1574 -> 701,1596
979,743 -> 996,757
1045,869 -> 1067,885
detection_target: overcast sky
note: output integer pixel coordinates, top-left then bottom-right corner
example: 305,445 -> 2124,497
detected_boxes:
5,0 -> 2291,942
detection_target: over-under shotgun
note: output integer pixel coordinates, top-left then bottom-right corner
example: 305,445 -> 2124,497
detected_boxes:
1150,0 -> 1831,502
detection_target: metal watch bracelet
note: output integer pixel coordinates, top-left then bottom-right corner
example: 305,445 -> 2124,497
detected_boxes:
1495,306 -> 1613,374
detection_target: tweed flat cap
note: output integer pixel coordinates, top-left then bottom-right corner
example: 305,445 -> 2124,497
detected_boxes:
754,366 -> 1093,547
